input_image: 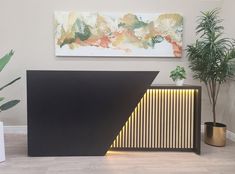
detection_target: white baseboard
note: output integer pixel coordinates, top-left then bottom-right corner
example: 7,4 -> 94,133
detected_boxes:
3,125 -> 235,142
201,124 -> 235,142
4,126 -> 27,134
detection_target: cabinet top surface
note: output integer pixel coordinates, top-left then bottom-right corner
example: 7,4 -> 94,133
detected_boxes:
150,84 -> 201,90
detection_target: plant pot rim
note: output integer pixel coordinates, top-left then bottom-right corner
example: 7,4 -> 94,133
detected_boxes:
205,122 -> 226,128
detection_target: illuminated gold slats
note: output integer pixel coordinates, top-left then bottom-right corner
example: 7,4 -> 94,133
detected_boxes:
111,89 -> 195,150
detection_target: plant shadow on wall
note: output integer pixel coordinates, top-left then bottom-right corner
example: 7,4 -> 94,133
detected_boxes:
0,50 -> 21,114
186,9 -> 235,147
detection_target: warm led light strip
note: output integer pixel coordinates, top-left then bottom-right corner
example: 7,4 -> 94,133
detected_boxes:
111,89 -> 196,149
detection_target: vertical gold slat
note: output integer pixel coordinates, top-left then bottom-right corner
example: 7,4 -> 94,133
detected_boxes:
174,89 -> 178,148
140,93 -> 144,148
129,113 -> 131,148
187,90 -> 192,148
185,90 -> 189,148
169,90 -> 173,148
155,90 -> 158,148
120,128 -> 122,148
148,90 -> 150,148
120,124 -> 122,148
172,90 -> 176,148
116,131 -> 119,148
164,89 -> 167,148
151,90 -> 154,148
127,112 -> 130,148
138,98 -> 141,148
188,90 -> 192,148
117,130 -> 119,148
192,90 -> 195,148
129,112 -> 131,148
190,89 -> 193,148
189,90 -> 192,148
185,90 -> 188,148
134,103 -> 137,148
132,109 -> 135,148
159,90 -> 161,148
166,90 -> 168,148
191,90 -> 195,148
137,100 -> 141,148
152,89 -> 155,148
143,93 -> 146,148
164,90 -> 167,148
184,90 -> 187,148
125,115 -> 128,148
160,89 -> 163,148
176,90 -> 179,148
126,114 -> 130,148
162,90 -> 167,148
140,95 -> 143,148
182,90 -> 185,148
120,117 -> 125,148
131,107 -> 134,148
133,106 -> 135,148
156,89 -> 160,148
121,117 -> 124,148
148,89 -> 152,148
132,105 -> 136,148
147,90 -> 151,148
121,128 -> 123,148
179,90 -> 182,148
167,90 -> 170,148
151,90 -> 153,148
146,90 -> 149,148
142,94 -> 145,148
136,103 -> 140,148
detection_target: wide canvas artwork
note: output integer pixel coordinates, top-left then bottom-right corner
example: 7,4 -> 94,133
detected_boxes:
55,12 -> 183,57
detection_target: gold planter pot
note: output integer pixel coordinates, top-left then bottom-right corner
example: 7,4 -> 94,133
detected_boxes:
204,122 -> 226,147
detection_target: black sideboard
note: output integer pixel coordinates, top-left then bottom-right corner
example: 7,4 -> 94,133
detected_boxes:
27,71 -> 201,156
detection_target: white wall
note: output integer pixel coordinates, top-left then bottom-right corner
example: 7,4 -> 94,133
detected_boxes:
220,0 -> 235,133
2,0 -> 232,132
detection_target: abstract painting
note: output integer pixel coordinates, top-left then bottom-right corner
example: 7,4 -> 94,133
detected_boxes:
55,12 -> 183,57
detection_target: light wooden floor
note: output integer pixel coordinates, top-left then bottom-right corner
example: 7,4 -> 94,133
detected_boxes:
0,134 -> 235,174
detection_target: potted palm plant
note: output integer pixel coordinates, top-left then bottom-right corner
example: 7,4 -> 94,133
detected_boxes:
186,9 -> 235,146
170,66 -> 186,86
0,50 -> 20,162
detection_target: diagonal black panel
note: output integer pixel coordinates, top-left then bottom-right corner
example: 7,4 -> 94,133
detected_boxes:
27,71 -> 158,156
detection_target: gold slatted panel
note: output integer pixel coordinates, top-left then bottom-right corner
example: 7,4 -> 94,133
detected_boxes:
111,89 -> 196,149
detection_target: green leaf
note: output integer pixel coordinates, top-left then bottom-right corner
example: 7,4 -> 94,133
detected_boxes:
0,77 -> 21,91
170,66 -> 186,81
186,8 -> 235,84
0,50 -> 14,72
0,97 -> 4,102
0,100 -> 20,111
